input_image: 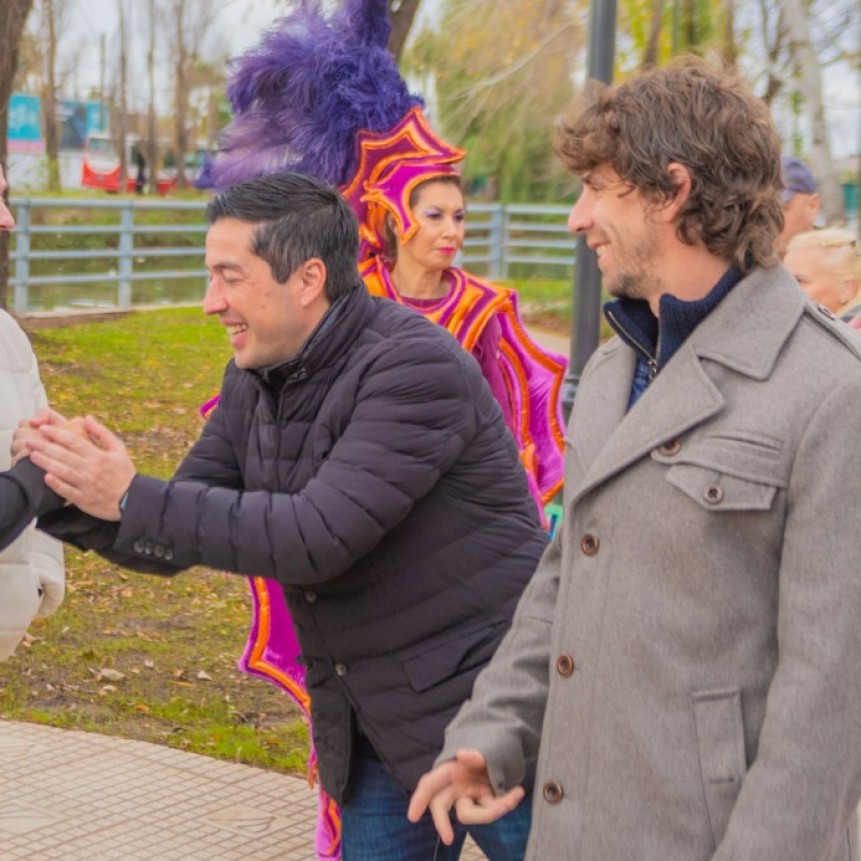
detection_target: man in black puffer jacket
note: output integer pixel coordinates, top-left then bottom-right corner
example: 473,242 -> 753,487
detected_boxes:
22,173 -> 547,860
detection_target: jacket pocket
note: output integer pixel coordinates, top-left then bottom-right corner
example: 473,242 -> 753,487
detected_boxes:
397,617 -> 507,693
666,466 -> 777,511
654,430 -> 787,512
691,688 -> 747,847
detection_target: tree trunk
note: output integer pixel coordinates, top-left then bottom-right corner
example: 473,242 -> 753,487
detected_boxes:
41,0 -> 61,192
642,0 -> 666,67
757,0 -> 784,107
147,0 -> 158,194
388,0 -> 422,61
721,0 -> 737,69
780,0 -> 845,225
116,0 -> 129,192
0,0 -> 35,310
174,0 -> 188,190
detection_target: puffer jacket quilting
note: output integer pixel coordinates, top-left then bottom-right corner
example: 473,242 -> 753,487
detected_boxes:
40,287 -> 547,803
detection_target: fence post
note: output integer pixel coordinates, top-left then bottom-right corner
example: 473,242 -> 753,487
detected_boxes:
13,201 -> 31,316
118,202 -> 134,308
487,204 -> 503,281
499,204 -> 509,281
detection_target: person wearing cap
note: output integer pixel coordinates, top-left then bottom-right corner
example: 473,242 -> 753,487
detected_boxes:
0,163 -> 66,660
776,155 -> 820,258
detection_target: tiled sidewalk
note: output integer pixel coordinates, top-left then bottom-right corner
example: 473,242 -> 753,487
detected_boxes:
0,720 -> 487,860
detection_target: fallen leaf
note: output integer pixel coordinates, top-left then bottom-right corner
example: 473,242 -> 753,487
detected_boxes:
99,668 -> 126,682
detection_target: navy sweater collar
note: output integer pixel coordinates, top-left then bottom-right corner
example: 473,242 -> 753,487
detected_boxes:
604,265 -> 743,372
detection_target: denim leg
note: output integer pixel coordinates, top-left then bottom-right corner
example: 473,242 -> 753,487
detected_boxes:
466,793 -> 532,861
341,752 -> 468,861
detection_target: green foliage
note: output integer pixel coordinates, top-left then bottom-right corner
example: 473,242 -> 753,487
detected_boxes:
617,0 -> 734,70
405,0 -> 586,203
1,307 -> 309,775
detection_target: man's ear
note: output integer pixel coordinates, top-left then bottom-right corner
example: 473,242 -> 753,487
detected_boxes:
298,258 -> 328,308
656,162 -> 693,223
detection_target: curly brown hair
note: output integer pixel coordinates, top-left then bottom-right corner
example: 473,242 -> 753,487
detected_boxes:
555,58 -> 784,272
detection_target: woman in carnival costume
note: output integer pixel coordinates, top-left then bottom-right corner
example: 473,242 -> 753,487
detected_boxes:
199,0 -> 566,857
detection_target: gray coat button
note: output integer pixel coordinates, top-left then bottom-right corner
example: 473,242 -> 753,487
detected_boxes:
543,781 -> 564,804
580,534 -> 599,556
703,485 -> 724,504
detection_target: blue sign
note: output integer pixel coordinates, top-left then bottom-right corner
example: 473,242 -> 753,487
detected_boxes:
8,93 -> 110,152
8,93 -> 43,151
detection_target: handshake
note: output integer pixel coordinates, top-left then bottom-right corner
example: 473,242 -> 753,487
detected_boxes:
13,409 -> 137,522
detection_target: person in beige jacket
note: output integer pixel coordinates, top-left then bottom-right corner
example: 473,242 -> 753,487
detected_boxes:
0,163 -> 64,659
410,59 -> 861,860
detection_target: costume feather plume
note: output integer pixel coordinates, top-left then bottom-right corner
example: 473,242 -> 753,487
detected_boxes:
198,0 -> 423,189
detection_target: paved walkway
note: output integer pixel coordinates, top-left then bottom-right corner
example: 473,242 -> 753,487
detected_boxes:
0,720 -> 487,860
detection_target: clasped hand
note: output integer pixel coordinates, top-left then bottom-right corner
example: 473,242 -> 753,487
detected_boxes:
14,409 -> 136,521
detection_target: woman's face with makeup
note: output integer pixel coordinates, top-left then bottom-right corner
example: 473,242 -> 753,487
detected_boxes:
399,180 -> 466,274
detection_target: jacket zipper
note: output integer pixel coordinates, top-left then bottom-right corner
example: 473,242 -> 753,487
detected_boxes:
606,308 -> 658,379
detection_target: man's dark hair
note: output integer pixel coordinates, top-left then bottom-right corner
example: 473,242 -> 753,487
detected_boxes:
206,172 -> 362,301
555,58 -> 784,272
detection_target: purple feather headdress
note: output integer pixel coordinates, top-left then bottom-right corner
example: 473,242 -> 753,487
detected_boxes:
199,0 -> 424,189
200,0 -> 465,261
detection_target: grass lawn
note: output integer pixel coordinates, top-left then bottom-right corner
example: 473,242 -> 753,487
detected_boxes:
2,307 -> 309,775
509,276 -> 615,341
1,290 -> 587,775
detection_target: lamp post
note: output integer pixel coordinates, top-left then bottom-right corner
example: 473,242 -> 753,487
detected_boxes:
561,0 -> 617,420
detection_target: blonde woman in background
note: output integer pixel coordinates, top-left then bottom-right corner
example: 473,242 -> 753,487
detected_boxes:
785,228 -> 861,324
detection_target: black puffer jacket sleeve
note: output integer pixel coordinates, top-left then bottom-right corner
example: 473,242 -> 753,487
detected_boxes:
0,459 -> 65,551
37,367 -> 245,573
110,334 -> 479,583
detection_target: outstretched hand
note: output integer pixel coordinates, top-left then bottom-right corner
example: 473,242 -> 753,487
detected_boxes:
26,415 -> 136,521
407,749 -> 525,845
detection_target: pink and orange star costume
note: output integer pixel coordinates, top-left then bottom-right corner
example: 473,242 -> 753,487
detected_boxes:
199,1 -> 566,857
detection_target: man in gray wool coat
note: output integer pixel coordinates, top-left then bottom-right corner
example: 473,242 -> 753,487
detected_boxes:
410,57 -> 861,861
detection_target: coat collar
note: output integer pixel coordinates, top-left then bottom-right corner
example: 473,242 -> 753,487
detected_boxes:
689,264 -> 806,380
569,265 -> 806,506
256,284 -> 373,390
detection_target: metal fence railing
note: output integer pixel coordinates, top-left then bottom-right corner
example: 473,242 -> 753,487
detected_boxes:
9,198 -> 576,316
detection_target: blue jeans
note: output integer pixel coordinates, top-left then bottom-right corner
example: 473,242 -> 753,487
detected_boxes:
341,750 -> 531,861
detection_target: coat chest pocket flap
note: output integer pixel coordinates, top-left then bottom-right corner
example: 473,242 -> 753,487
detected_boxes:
653,430 -> 788,512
